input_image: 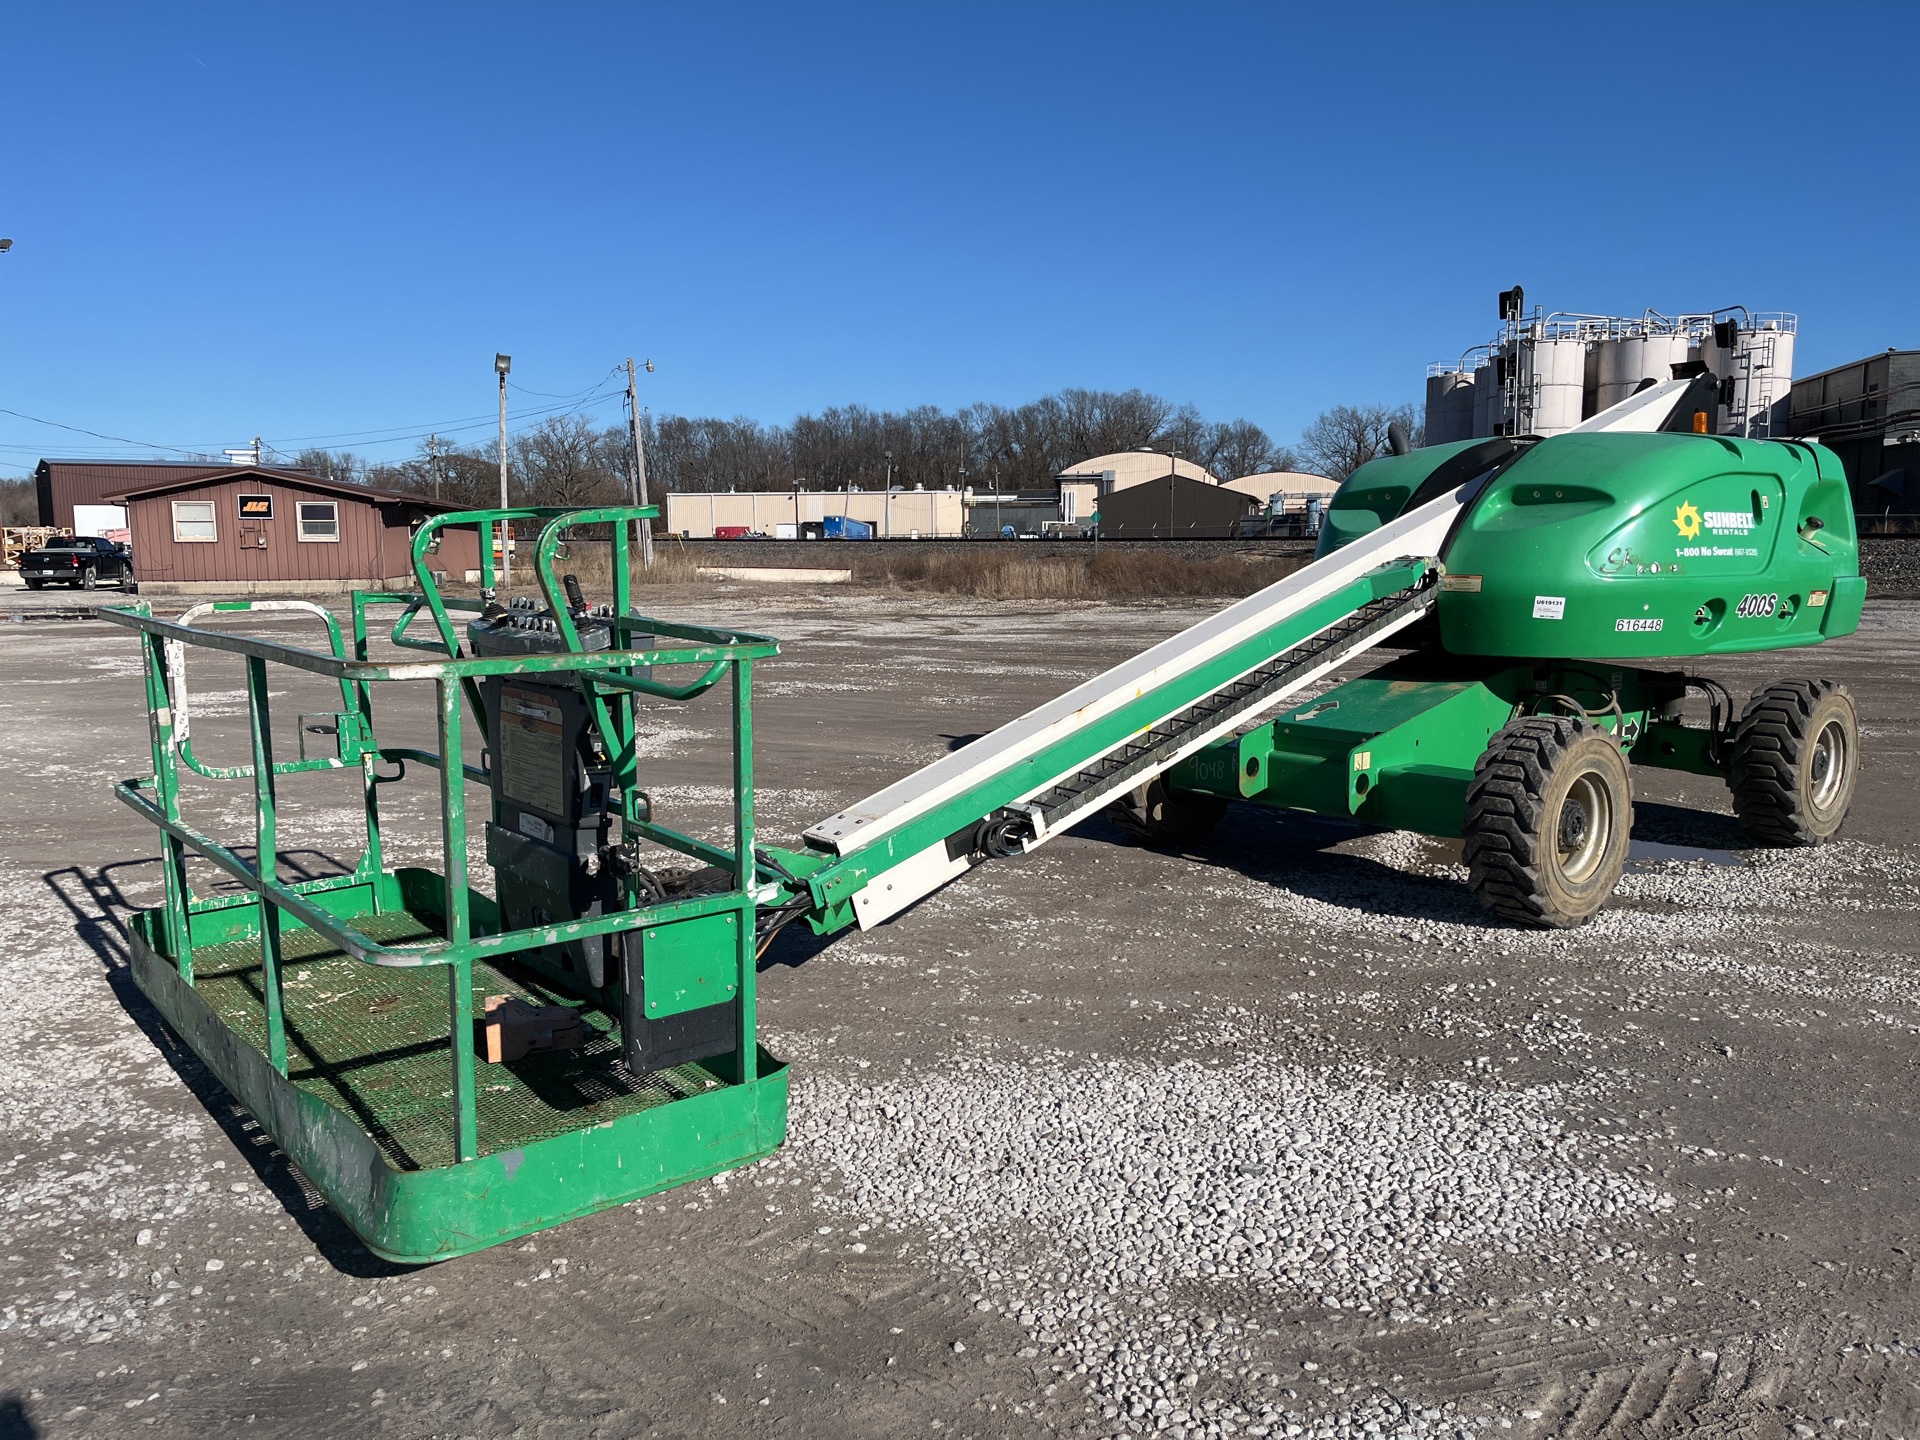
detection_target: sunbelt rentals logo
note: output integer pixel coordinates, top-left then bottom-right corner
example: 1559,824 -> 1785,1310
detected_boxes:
1673,501 -> 1702,540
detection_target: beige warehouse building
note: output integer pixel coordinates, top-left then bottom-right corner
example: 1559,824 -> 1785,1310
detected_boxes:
1059,452 -> 1335,523
1219,471 -> 1340,508
664,454 -> 1338,538
665,487 -> 967,538
1056,451 -> 1218,525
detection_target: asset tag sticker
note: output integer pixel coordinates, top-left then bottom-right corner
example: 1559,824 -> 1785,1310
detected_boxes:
517,811 -> 556,844
1615,617 -> 1664,633
1532,595 -> 1566,620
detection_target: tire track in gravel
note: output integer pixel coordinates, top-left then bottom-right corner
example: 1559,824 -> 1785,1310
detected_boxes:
1552,1348 -> 1714,1437
668,1229 -> 1051,1434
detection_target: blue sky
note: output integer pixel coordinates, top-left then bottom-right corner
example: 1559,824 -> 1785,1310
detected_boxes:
3,2 -> 1913,474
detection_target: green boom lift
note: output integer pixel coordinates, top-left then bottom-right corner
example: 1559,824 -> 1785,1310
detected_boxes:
1166,412 -> 1865,926
102,375 -> 1864,1261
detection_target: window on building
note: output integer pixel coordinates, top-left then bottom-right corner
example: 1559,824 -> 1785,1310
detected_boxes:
172,500 -> 217,543
297,500 -> 340,542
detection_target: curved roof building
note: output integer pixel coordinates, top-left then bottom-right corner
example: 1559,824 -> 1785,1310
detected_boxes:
1056,450 -> 1219,490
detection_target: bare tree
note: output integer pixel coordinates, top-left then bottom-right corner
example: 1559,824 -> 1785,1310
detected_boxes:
1192,419 -> 1290,480
1156,404 -> 1211,469
289,447 -> 367,482
512,414 -> 621,507
1054,388 -> 1176,463
1296,403 -> 1420,481
650,414 -> 790,493
259,386 -> 1405,512
0,478 -> 35,526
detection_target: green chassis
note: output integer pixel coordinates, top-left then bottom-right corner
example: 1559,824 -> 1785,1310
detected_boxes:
1166,656 -> 1720,837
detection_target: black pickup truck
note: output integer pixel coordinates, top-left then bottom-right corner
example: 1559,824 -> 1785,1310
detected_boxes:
19,535 -> 135,591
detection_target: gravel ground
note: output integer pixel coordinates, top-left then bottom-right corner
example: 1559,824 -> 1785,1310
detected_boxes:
1,586 -> 1918,1438
1861,539 -> 1920,598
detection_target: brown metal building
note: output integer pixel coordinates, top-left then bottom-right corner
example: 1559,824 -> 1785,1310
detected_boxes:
1095,472 -> 1258,539
35,458 -> 229,531
106,467 -> 481,592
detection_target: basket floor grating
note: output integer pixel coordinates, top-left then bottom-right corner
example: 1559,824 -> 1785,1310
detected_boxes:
187,909 -> 722,1171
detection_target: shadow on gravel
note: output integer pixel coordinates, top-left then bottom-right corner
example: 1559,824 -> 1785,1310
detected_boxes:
757,917 -> 839,972
1092,798 -> 1764,924
1630,800 -> 1750,851
0,1395 -> 39,1440
41,857 -> 421,1280
1094,805 -> 1503,927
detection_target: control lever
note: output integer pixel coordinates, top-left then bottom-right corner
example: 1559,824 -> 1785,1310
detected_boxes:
563,572 -> 590,618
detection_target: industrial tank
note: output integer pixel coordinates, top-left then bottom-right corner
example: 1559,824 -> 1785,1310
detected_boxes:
1696,328 -> 1731,391
1424,370 -> 1477,446
1729,322 -> 1796,437
1515,336 -> 1587,436
1473,359 -> 1504,437
1594,333 -> 1693,411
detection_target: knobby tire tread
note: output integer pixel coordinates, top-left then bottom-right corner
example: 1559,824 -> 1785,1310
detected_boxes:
1728,679 -> 1850,846
1465,715 -> 1619,929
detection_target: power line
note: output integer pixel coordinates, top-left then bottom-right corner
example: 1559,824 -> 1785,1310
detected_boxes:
507,364 -> 626,401
0,406 -> 212,455
271,388 -> 629,457
0,385 -> 630,472
273,380 -> 625,444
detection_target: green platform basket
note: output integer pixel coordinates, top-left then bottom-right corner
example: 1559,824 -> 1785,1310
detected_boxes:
105,505 -> 792,1263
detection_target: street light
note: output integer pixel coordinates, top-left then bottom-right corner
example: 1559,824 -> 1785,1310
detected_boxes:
495,353 -> 512,590
0,239 -> 13,254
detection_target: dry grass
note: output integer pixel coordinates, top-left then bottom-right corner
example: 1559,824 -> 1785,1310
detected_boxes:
861,548 -> 1291,601
549,539 -> 706,588
503,537 -> 1292,602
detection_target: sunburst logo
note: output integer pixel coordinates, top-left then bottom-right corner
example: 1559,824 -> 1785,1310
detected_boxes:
1673,501 -> 1702,540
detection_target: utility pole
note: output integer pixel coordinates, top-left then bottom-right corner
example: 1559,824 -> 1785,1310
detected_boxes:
495,353 -> 512,590
626,356 -> 654,566
428,433 -> 441,499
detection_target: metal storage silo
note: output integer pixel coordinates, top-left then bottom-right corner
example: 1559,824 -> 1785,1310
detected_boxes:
1449,370 -> 1480,444
1595,333 -> 1692,411
1424,370 -> 1476,446
1472,358 -> 1504,437
1729,321 -> 1796,437
1695,328 -> 1731,390
1516,336 -> 1587,436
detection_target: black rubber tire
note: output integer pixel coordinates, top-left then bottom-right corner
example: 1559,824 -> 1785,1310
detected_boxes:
1110,775 -> 1227,846
1464,715 -> 1632,929
78,567 -> 97,591
1728,679 -> 1858,846
23,578 -> 43,591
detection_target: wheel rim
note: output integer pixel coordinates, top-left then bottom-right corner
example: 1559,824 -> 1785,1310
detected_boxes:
1808,716 -> 1850,816
1555,771 -> 1613,884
